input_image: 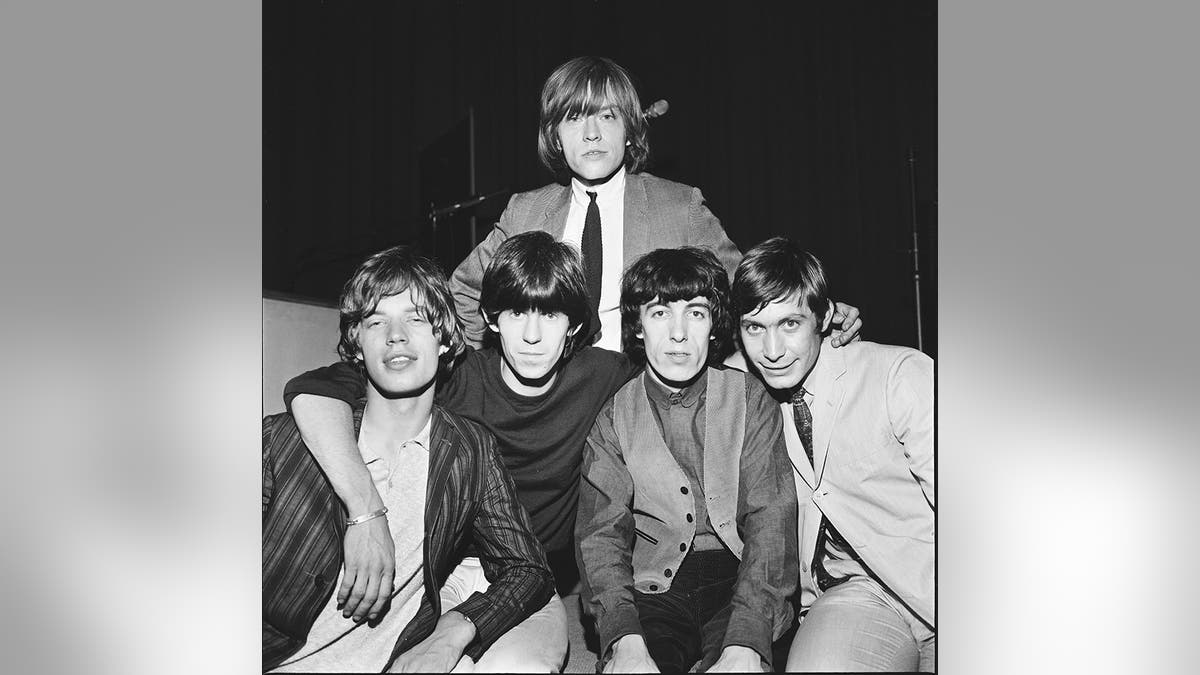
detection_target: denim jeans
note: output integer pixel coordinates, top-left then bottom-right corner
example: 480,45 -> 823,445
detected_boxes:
786,576 -> 935,672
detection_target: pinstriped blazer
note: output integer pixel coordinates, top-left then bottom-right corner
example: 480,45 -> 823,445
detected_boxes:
262,403 -> 553,671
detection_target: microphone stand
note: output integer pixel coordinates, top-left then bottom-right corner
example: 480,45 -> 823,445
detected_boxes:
428,188 -> 509,246
907,148 -> 924,353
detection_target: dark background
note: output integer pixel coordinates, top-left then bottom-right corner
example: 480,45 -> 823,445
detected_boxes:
264,0 -> 936,355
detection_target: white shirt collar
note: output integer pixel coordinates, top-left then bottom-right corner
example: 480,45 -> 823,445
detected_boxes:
570,165 -> 626,206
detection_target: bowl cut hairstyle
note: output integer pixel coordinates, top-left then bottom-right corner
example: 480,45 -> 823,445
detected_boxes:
536,56 -> 651,177
732,236 -> 831,327
480,231 -> 592,356
620,247 -> 735,366
337,245 -> 466,368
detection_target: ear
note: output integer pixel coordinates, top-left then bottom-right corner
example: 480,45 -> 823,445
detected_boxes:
625,140 -> 631,146
568,323 -> 583,337
439,344 -> 449,356
821,300 -> 835,333
483,308 -> 499,333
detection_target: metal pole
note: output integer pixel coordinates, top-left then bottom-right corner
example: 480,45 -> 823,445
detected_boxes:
907,148 -> 924,353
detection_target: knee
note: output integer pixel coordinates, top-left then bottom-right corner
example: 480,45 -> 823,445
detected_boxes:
472,639 -> 566,673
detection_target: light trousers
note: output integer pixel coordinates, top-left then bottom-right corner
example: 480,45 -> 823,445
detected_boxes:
443,557 -> 569,673
786,576 -> 935,673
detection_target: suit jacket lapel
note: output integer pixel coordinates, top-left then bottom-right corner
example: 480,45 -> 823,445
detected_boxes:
543,185 -> 572,238
812,339 -> 846,486
423,408 -> 455,605
623,172 -> 650,268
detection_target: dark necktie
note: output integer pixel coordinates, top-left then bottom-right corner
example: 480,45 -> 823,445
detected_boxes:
582,191 -> 603,322
791,388 -> 852,592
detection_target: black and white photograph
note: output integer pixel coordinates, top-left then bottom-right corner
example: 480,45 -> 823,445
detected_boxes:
262,2 -> 935,672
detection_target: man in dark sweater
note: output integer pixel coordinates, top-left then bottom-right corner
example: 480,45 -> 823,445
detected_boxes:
575,247 -> 798,673
283,232 -> 640,600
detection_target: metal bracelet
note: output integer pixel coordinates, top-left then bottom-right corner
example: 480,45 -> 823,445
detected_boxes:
345,506 -> 388,527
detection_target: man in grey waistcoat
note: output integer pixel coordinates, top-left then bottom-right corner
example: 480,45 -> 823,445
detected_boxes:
575,247 -> 799,673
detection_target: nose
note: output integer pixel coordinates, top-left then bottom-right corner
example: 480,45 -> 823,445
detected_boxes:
762,328 -> 785,361
522,314 -> 542,344
669,313 -> 687,343
583,115 -> 601,142
387,323 -> 408,345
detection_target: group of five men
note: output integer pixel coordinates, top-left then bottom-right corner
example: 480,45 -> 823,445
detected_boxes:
263,56 -> 934,673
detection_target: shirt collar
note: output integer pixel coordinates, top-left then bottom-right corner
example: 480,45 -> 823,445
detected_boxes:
357,413 -> 434,464
571,165 -> 626,206
791,336 -> 835,403
643,367 -> 708,410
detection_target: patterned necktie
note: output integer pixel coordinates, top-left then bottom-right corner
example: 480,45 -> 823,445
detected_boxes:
791,388 -> 851,591
790,388 -> 814,468
582,191 -> 603,321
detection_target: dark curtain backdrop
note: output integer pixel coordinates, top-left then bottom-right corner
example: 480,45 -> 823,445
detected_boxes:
264,0 -> 936,355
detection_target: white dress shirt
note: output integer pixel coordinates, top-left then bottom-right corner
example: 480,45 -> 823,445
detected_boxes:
561,166 -> 626,352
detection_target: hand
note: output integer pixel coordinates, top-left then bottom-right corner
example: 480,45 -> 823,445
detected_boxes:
830,300 -> 862,347
339,515 -> 395,623
604,634 -> 659,673
388,611 -> 476,673
707,645 -> 766,672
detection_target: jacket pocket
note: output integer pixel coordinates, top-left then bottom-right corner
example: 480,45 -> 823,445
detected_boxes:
634,528 -> 659,546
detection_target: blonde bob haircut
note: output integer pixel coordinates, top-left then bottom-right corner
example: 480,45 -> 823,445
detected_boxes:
536,56 -> 651,177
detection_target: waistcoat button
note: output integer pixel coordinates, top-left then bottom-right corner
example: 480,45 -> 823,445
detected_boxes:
680,486 -> 689,495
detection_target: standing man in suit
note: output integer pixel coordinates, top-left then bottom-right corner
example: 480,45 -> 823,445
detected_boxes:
732,237 -> 935,672
450,55 -> 861,352
263,246 -> 559,672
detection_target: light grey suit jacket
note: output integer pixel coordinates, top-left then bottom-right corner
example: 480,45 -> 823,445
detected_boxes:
789,338 -> 935,629
448,171 -> 742,347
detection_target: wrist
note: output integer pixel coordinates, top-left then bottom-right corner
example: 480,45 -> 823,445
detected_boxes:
434,610 -> 477,649
611,633 -> 648,656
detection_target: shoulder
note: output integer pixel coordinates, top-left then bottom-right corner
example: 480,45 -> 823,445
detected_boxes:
571,345 -> 632,371
844,340 -> 932,375
433,405 -> 494,452
506,182 -> 569,216
709,365 -> 775,406
262,411 -> 299,441
632,171 -> 699,201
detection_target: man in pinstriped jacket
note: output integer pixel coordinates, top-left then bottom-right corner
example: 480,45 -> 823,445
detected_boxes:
262,246 -> 556,672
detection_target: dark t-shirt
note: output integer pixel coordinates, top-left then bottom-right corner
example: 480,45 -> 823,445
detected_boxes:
283,346 -> 640,553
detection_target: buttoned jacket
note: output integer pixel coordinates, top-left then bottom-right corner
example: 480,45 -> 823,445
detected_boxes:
262,403 -> 553,671
448,172 -> 742,346
789,339 -> 935,628
576,367 -> 798,655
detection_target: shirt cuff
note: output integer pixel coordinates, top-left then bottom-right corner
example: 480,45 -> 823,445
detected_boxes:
597,604 -> 644,657
720,610 -> 774,664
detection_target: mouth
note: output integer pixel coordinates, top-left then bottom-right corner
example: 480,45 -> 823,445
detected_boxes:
581,150 -> 607,158
664,351 -> 691,361
384,354 -> 417,368
757,360 -> 797,373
